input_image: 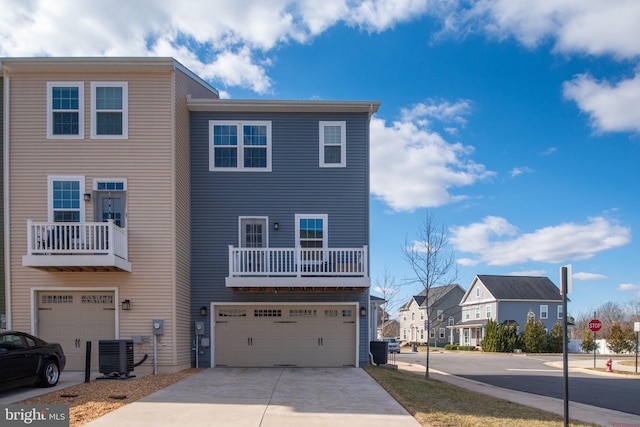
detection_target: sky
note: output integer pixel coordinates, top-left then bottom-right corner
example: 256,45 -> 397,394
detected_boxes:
2,0 -> 639,319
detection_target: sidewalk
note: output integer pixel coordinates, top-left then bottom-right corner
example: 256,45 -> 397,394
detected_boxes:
394,358 -> 640,427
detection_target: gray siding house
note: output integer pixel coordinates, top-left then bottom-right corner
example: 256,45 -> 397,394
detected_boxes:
188,99 -> 380,367
453,275 -> 563,347
398,284 -> 465,346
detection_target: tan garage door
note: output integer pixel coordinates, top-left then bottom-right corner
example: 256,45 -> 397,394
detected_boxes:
214,304 -> 357,367
37,291 -> 115,370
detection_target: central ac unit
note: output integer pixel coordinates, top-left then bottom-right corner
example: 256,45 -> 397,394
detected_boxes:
99,339 -> 134,376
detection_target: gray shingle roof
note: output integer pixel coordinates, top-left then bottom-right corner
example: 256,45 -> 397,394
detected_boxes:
476,275 -> 561,301
399,284 -> 461,310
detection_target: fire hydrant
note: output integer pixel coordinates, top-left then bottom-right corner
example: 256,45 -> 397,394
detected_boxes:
606,358 -> 613,372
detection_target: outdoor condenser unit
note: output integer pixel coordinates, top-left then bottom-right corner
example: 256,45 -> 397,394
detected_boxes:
99,339 -> 134,376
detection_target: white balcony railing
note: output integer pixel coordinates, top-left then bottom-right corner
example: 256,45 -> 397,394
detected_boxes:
228,245 -> 368,277
26,220 -> 128,260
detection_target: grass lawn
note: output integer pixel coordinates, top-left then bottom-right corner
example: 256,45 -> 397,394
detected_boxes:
365,365 -> 601,427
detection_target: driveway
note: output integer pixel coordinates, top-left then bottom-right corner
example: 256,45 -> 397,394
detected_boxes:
85,367 -> 420,427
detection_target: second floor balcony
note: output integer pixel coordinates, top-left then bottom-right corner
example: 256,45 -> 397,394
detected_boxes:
22,220 -> 132,272
225,245 -> 370,290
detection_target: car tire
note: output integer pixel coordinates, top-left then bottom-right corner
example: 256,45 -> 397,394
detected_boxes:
39,360 -> 60,387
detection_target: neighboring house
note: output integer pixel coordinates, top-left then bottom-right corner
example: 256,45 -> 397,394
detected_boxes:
1,57 -> 218,373
452,275 -> 563,347
377,319 -> 400,340
188,98 -> 380,367
398,284 -> 465,346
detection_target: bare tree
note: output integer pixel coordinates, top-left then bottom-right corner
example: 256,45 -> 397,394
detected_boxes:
373,267 -> 401,338
403,211 -> 458,378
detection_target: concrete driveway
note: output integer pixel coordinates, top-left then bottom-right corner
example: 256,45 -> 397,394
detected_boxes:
85,367 -> 421,427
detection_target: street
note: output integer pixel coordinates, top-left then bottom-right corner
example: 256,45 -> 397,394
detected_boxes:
396,351 -> 640,416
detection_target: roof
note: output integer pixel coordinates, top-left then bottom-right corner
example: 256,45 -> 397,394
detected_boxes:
187,98 -> 380,115
475,275 -> 561,301
399,284 -> 463,310
0,57 -> 219,97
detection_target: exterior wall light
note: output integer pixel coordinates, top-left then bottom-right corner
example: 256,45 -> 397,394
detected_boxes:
84,193 -> 91,202
360,306 -> 367,317
273,222 -> 279,231
200,306 -> 208,317
121,299 -> 131,310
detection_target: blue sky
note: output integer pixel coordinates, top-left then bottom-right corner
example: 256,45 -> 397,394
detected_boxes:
2,0 -> 639,318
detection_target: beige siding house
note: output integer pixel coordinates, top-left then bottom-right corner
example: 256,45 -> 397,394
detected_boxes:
1,58 -> 218,373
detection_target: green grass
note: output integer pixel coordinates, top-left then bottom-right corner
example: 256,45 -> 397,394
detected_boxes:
365,365 -> 601,427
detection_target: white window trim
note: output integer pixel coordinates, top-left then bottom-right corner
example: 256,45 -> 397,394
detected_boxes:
486,305 -> 492,319
437,309 -> 443,321
238,216 -> 269,248
209,120 -> 272,172
294,214 -> 328,249
439,328 -> 446,339
540,305 -> 549,320
91,82 -> 128,139
557,305 -> 563,319
319,121 -> 346,167
47,82 -> 84,139
47,175 -> 86,222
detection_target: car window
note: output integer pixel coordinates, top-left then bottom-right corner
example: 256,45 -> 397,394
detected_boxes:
0,334 -> 26,350
24,336 -> 37,348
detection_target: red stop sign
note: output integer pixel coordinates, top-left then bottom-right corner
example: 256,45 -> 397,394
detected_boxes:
589,319 -> 602,332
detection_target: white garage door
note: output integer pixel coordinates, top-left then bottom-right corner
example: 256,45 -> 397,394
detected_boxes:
37,291 -> 115,370
214,304 -> 357,367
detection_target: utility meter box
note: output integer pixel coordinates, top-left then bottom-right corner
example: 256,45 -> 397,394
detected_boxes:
194,321 -> 205,335
152,319 -> 164,335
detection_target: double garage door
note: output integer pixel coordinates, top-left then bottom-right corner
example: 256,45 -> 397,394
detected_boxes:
214,304 -> 357,367
37,291 -> 115,371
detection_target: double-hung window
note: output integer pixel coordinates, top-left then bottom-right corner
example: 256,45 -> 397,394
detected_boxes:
91,82 -> 128,138
295,214 -> 327,266
47,82 -> 84,139
540,305 -> 548,320
210,121 -> 271,171
319,121 -> 346,167
48,176 -> 85,223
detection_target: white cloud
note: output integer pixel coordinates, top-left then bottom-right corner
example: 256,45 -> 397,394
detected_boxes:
447,0 -> 640,59
508,270 -> 547,277
563,71 -> 640,134
0,0 -> 432,94
618,283 -> 640,297
370,100 -> 495,212
573,272 -> 607,281
510,167 -> 533,178
450,216 -> 631,266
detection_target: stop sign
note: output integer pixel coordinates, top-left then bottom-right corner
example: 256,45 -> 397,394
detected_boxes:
588,319 -> 602,332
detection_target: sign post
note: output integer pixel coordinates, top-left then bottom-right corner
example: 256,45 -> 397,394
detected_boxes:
634,322 -> 640,375
560,265 -> 571,427
589,317 -> 602,369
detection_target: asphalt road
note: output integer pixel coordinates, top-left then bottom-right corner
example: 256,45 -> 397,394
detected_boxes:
396,351 -> 640,416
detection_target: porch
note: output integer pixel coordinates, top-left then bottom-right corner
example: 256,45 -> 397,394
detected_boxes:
225,245 -> 369,289
22,220 -> 132,272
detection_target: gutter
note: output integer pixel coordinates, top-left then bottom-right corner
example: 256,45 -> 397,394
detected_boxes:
2,62 -> 11,329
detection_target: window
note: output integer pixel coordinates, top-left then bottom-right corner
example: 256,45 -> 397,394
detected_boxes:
295,214 -> 327,250
437,310 -> 444,321
540,305 -> 548,319
210,121 -> 272,171
439,328 -> 446,339
557,305 -> 563,319
429,329 -> 435,339
319,121 -> 346,167
475,307 -> 480,319
465,310 -> 470,320
403,329 -> 407,339
447,316 -> 454,326
486,305 -> 492,319
476,287 -> 481,298
48,176 -> 85,223
420,329 -> 424,340
91,82 -> 128,138
420,310 -> 424,320
47,82 -> 84,139
403,313 -> 406,322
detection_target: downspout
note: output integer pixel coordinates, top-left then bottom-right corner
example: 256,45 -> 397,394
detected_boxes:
2,64 -> 11,330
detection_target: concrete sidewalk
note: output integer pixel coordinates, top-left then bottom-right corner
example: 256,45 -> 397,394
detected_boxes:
84,368 -> 421,427
394,358 -> 640,427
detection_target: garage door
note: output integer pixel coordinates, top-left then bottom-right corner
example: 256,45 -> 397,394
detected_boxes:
214,304 -> 357,367
37,291 -> 115,370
